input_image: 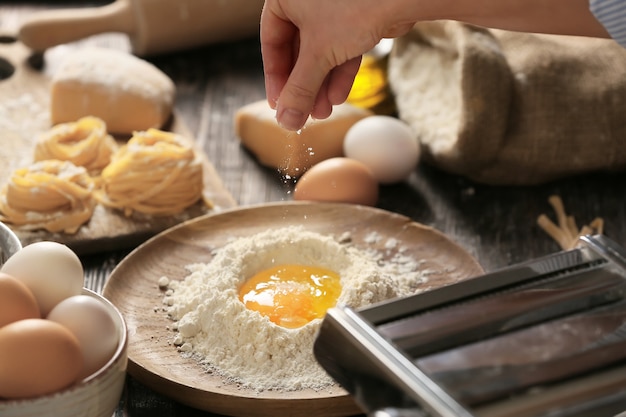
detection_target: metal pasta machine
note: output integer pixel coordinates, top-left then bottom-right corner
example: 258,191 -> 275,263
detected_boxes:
314,234 -> 626,417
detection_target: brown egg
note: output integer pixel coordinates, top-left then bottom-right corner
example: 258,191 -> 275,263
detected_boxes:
0,318 -> 83,399
0,272 -> 40,328
293,157 -> 379,206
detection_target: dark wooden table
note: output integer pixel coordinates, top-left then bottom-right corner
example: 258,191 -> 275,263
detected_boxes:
2,2 -> 626,416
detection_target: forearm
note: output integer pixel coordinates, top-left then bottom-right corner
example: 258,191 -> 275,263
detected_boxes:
260,0 -> 616,132
398,0 -> 610,38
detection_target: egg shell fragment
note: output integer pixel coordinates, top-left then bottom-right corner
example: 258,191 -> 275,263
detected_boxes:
0,272 -> 40,328
293,157 -> 379,206
1,241 -> 84,316
47,295 -> 120,379
0,318 -> 83,399
343,115 -> 420,184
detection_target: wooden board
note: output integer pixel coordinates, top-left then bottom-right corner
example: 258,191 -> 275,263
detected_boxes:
103,202 -> 485,417
0,39 -> 237,254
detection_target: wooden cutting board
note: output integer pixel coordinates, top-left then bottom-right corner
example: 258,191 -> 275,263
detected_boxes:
0,39 -> 237,254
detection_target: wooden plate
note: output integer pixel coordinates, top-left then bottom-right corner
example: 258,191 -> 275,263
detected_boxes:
103,202 -> 484,416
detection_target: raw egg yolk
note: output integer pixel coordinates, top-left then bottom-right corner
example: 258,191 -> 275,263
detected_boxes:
239,264 -> 342,329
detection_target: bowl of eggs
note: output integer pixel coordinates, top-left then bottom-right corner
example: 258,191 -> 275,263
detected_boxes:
0,234 -> 127,417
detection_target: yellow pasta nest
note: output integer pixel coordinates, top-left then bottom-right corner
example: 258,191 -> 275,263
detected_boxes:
34,116 -> 118,173
0,160 -> 96,234
94,128 -> 206,216
0,122 -> 208,234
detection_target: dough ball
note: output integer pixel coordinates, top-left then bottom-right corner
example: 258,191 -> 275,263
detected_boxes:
50,47 -> 175,135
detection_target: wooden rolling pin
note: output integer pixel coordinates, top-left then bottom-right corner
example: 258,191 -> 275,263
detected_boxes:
18,0 -> 264,56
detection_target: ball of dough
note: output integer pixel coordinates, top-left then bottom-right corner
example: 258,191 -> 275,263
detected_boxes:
50,47 -> 175,135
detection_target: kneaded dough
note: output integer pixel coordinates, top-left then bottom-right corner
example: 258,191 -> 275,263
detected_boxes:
235,100 -> 373,177
50,47 -> 175,135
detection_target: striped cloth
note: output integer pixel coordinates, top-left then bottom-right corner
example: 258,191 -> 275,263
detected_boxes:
590,0 -> 626,47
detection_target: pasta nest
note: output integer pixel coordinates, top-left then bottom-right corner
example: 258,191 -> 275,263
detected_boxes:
94,128 -> 205,216
0,119 -> 208,234
34,116 -> 118,173
0,160 -> 96,234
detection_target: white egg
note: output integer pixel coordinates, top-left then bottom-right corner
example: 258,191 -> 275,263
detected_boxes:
1,241 -> 84,316
47,295 -> 119,379
343,115 -> 420,184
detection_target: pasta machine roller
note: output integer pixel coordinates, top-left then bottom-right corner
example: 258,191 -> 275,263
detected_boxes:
314,234 -> 626,417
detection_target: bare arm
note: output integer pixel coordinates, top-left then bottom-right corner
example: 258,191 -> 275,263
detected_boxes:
261,0 -> 609,131
411,0 -> 609,38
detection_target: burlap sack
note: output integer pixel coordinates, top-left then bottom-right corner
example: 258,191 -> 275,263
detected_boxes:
388,21 -> 626,185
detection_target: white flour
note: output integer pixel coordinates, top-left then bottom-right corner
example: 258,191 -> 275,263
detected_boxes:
162,226 -> 431,392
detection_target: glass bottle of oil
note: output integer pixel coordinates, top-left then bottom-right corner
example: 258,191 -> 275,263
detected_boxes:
346,39 -> 396,115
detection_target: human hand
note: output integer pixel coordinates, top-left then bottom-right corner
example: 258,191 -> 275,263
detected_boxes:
260,0 -> 415,131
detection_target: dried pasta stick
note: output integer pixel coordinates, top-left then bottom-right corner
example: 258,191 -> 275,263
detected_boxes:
538,195 -> 604,250
537,214 -> 572,250
566,215 -> 578,240
547,196 -> 572,237
590,217 -> 604,235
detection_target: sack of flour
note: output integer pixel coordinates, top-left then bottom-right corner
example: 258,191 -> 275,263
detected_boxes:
388,21 -> 626,185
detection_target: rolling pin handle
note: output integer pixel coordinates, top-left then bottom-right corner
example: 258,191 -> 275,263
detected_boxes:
18,0 -> 135,52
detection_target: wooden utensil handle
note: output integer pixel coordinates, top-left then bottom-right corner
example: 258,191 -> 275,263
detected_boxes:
18,0 -> 134,52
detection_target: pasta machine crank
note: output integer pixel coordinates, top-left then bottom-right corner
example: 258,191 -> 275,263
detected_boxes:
314,234 -> 626,417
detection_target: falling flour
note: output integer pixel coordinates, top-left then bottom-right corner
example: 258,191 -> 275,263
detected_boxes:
162,226 -> 431,392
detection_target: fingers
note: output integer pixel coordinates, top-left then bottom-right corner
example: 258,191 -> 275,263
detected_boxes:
327,56 -> 362,105
274,49 -> 362,130
262,2 -> 326,129
311,76 -> 332,120
260,0 -> 368,131
310,56 -> 362,121
260,4 -> 298,110
274,41 -> 331,130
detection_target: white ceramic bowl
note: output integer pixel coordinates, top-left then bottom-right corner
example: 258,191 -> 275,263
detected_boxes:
0,277 -> 128,416
0,221 -> 22,262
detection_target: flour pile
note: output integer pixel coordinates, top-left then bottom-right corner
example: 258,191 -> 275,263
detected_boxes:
162,226 -> 429,391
